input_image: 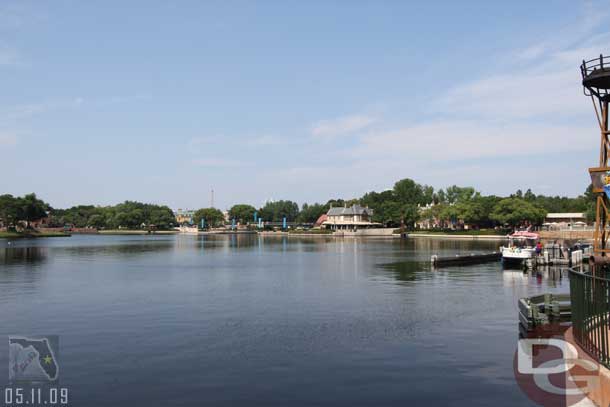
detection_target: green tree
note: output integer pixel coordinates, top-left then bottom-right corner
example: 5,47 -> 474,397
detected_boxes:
193,208 -> 225,228
297,203 -> 326,224
490,198 -> 546,227
445,185 -> 477,204
18,193 -> 49,228
440,204 -> 462,226
434,189 -> 446,204
0,194 -> 20,229
459,195 -> 501,228
87,214 -> 106,228
259,200 -> 299,222
228,204 -> 257,224
148,206 -> 176,229
394,178 -> 432,205
583,184 -> 596,222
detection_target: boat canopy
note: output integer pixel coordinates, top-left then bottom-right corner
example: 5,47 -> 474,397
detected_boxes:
508,231 -> 539,240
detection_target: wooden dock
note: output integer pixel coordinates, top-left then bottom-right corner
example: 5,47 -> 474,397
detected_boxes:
518,293 -> 571,332
431,252 -> 501,268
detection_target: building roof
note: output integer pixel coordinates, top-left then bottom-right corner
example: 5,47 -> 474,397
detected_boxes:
327,205 -> 373,216
545,213 -> 585,219
314,214 -> 328,227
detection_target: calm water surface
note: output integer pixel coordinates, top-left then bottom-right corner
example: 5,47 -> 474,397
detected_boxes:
0,235 -> 568,406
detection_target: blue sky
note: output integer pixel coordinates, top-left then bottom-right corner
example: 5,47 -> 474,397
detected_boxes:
0,1 -> 608,210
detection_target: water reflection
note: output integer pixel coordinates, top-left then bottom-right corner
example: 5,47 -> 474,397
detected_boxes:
0,247 -> 48,266
377,260 -> 429,282
502,266 -> 567,289
409,237 -> 502,254
60,241 -> 174,260
0,234 -> 569,406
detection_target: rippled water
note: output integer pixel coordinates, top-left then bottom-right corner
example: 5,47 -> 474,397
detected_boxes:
0,235 -> 568,406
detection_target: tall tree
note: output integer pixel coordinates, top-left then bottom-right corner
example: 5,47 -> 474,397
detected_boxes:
18,193 -> 49,228
259,200 -> 299,222
393,178 -> 425,205
0,194 -> 20,229
490,198 -> 546,227
193,208 -> 225,228
228,204 -> 257,224
297,203 -> 326,223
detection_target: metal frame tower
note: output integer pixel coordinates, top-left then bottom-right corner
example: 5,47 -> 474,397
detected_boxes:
582,54 -> 610,256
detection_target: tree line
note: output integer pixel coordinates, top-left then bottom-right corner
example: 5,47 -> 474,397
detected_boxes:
0,194 -> 176,230
231,180 -> 592,229
192,179 -> 594,230
1,179 -> 595,231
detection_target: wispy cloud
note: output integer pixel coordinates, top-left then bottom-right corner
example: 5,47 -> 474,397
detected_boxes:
292,4 -> 607,198
0,98 -> 85,122
188,135 -> 219,148
248,135 -> 289,146
311,114 -> 376,138
351,121 -> 595,161
0,44 -> 20,66
190,158 -> 245,168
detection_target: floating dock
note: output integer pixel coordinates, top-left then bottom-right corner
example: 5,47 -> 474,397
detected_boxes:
518,293 -> 571,332
431,252 -> 501,268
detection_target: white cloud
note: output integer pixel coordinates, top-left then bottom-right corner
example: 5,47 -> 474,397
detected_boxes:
439,57 -> 587,120
249,135 -> 287,146
190,158 -> 245,168
351,121 -> 596,161
0,98 -> 85,122
188,136 -> 218,148
311,114 -> 376,138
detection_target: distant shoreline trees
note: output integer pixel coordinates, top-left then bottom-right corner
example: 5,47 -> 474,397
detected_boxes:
193,208 -> 224,228
0,179 -> 595,232
0,193 -> 49,230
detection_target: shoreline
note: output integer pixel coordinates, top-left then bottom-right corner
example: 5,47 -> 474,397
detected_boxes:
405,233 -> 507,241
97,230 -> 178,235
0,231 -> 71,239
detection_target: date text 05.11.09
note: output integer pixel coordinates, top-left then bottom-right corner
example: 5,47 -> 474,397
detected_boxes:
4,387 -> 68,405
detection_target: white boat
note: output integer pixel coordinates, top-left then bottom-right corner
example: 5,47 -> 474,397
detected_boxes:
178,225 -> 199,234
500,231 -> 539,266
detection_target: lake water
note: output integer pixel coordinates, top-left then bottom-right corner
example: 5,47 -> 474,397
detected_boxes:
0,234 -> 568,406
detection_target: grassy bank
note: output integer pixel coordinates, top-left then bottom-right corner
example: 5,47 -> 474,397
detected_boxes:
0,231 -> 71,238
98,230 -> 178,235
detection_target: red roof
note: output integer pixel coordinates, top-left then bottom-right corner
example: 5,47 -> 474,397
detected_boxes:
314,214 -> 328,227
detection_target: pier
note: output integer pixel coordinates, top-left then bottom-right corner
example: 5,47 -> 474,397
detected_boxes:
430,252 -> 501,268
518,292 -> 572,333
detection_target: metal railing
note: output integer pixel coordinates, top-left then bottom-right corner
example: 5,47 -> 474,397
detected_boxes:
570,266 -> 610,367
581,53 -> 610,97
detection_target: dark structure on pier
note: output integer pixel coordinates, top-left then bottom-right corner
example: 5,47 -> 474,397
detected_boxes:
582,55 -> 610,256
568,55 -> 610,373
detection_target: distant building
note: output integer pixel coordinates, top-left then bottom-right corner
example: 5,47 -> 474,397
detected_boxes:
544,213 -> 587,224
175,209 -> 195,225
322,204 -> 381,231
543,212 -> 588,230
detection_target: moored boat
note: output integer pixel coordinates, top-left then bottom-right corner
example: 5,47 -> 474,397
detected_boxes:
501,231 -> 539,266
